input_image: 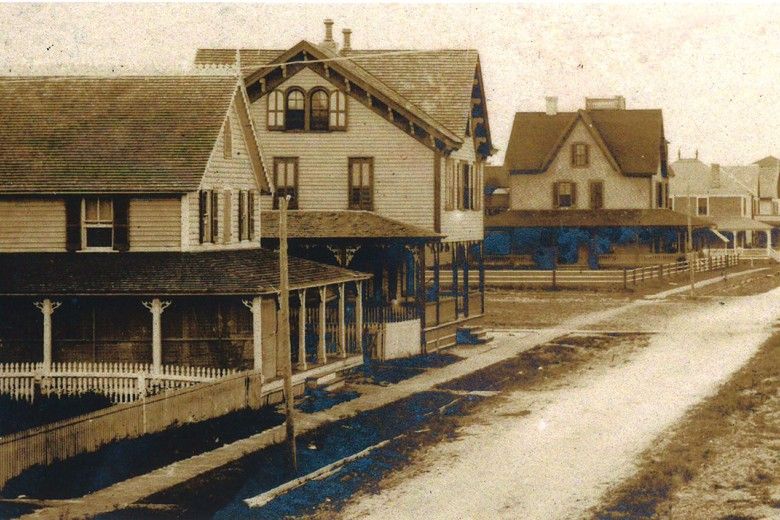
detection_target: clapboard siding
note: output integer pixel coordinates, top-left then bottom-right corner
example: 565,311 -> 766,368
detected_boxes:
0,198 -> 66,252
252,68 -> 435,230
186,98 -> 263,250
129,198 -> 181,251
440,138 -> 484,242
509,120 -> 654,210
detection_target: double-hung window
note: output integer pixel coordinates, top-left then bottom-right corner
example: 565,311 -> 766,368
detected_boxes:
199,190 -> 219,244
285,89 -> 305,131
590,181 -> 604,210
555,181 -> 576,208
267,90 -> 285,130
238,190 -> 256,241
697,197 -> 708,216
274,158 -> 299,209
82,197 -> 114,249
348,157 -> 373,210
571,143 -> 589,167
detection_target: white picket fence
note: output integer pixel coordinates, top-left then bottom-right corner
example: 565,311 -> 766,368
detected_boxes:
0,362 -> 237,403
428,252 -> 740,289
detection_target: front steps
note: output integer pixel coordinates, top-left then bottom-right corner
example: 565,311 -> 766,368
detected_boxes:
456,325 -> 493,345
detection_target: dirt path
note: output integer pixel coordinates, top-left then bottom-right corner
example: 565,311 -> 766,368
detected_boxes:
337,288 -> 780,520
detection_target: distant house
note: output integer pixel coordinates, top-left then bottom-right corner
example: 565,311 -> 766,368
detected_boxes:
670,155 -> 773,250
0,74 -> 367,397
484,164 -> 509,215
485,96 -> 708,268
752,156 -> 780,234
195,20 -> 495,350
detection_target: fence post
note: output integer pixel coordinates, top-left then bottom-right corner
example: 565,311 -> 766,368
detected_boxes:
623,267 -> 627,290
552,269 -> 557,290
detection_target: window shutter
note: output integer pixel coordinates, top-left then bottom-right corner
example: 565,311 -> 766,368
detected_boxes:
248,190 -> 256,240
65,196 -> 81,252
198,191 -> 207,243
238,191 -> 246,241
113,196 -> 130,252
211,191 -> 219,243
552,183 -> 559,209
571,183 -> 578,207
223,190 -> 232,244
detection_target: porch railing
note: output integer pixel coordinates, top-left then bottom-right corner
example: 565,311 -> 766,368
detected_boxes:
0,362 -> 236,403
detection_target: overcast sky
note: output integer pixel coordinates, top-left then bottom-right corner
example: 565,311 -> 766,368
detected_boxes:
1,3 -> 778,166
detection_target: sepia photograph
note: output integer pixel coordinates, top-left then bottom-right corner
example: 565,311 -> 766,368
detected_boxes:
0,2 -> 778,519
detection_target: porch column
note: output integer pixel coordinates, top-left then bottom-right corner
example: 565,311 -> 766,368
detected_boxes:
733,231 -> 738,251
355,281 -> 364,354
415,244 -> 427,346
297,289 -> 307,371
34,298 -> 61,375
766,229 -> 772,253
452,245 -> 459,320
463,244 -> 470,317
338,283 -> 346,358
242,296 -> 263,373
479,242 -> 486,315
317,286 -> 327,364
433,245 -> 441,326
142,298 -> 171,376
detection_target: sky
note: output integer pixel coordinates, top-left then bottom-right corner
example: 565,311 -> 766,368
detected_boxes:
1,3 -> 778,166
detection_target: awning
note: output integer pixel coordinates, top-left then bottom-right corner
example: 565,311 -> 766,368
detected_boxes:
0,249 -> 370,297
485,209 -> 714,229
707,216 -> 773,232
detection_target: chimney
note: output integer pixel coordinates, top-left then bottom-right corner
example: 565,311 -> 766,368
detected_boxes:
321,19 -> 337,51
695,149 -> 699,160
342,28 -> 352,52
711,163 -> 721,188
545,96 -> 558,116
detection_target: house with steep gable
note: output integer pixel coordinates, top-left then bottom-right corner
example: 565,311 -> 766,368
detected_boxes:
485,96 -> 710,267
0,73 -> 368,400
195,20 -> 495,351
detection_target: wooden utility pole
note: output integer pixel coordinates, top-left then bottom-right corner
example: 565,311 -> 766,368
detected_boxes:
278,196 -> 297,472
687,191 -> 695,297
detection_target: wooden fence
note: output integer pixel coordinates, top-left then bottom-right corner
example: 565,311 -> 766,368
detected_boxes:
428,252 -> 739,290
0,362 -> 236,403
0,368 -> 263,490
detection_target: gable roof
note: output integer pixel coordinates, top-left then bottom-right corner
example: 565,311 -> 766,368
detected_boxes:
194,43 -> 492,156
0,75 -> 268,194
754,155 -> 779,168
669,159 -> 759,197
504,109 -> 665,177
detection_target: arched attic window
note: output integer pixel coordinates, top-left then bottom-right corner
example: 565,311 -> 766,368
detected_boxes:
285,88 -> 305,130
309,88 -> 330,131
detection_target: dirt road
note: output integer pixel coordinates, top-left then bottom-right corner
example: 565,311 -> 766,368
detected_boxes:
337,288 -> 780,520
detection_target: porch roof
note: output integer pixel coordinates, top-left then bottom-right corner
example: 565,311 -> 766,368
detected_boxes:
261,210 -> 442,241
0,249 -> 369,296
485,209 -> 714,228
707,216 -> 773,232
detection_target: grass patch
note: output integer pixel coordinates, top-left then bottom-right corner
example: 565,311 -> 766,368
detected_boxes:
593,331 -> 780,519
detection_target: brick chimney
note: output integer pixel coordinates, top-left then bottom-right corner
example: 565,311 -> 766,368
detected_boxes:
321,19 -> 338,51
711,163 -> 721,188
545,96 -> 558,116
342,28 -> 352,52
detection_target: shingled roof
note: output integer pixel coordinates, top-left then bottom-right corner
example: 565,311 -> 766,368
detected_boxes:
194,45 -> 487,152
485,209 -> 713,228
0,249 -> 368,296
669,159 -> 759,197
0,75 -> 266,194
261,210 -> 441,240
504,109 -> 665,177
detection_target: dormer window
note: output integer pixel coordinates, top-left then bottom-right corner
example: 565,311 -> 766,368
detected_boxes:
285,89 -> 305,131
267,90 -> 285,130
571,143 -> 590,167
83,197 -> 114,249
310,89 -> 330,131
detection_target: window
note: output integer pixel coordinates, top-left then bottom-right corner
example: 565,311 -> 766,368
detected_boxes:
238,190 -> 256,241
349,157 -> 373,210
274,158 -> 298,209
461,162 -> 471,210
329,90 -> 347,130
555,181 -> 576,208
309,89 -> 329,131
590,181 -> 604,209
223,117 -> 232,159
198,191 -> 219,244
267,90 -> 285,130
571,143 -> 589,167
656,181 -> 664,208
285,89 -> 305,131
82,197 -> 114,249
697,197 -> 708,216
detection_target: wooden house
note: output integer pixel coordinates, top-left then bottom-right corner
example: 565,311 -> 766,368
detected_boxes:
485,96 -> 710,267
0,74 -> 368,400
195,20 -> 494,351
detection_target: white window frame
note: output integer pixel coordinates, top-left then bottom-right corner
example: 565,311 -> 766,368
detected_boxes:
81,197 -> 114,251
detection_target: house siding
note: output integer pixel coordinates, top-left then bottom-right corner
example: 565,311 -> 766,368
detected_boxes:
0,198 -> 66,252
186,98 -> 263,250
509,120 -> 654,210
251,68 -> 436,231
129,197 -> 181,251
439,138 -> 484,242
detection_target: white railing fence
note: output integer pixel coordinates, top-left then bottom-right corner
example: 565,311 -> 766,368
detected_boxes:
0,362 -> 237,403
